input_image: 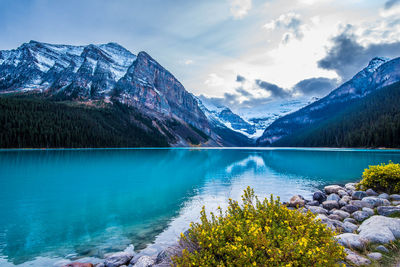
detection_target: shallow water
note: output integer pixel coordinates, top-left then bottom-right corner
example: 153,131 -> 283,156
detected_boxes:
1,148 -> 400,266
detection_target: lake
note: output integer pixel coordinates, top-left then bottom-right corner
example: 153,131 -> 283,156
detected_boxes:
1,148 -> 400,266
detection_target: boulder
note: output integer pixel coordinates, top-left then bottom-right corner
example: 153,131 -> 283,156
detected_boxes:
333,210 -> 350,220
361,197 -> 390,208
352,210 -> 371,222
288,195 -> 306,207
358,215 -> 400,244
335,233 -> 368,250
367,252 -> 382,260
342,221 -> 358,233
352,191 -> 367,200
379,193 -> 389,200
313,191 -> 327,203
132,256 -> 155,267
344,218 -> 358,224
362,207 -> 375,217
322,200 -> 339,210
307,206 -> 328,215
377,206 -> 400,217
344,248 -> 371,266
341,205 -> 359,214
104,245 -> 135,267
338,190 -> 349,197
376,245 -> 389,253
324,185 -> 344,194
390,194 -> 400,201
327,193 -> 340,201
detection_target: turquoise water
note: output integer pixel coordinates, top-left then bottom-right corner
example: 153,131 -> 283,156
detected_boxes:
1,148 -> 400,266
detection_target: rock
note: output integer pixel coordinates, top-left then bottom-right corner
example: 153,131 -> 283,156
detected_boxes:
308,206 -> 328,215
377,206 -> 400,217
352,210 -> 372,222
358,215 -> 400,244
327,193 -> 341,201
349,200 -> 371,209
352,191 -> 367,200
307,200 -> 320,206
95,264 -> 105,267
338,190 -> 349,197
63,263 -> 94,267
341,195 -> 352,203
376,245 -> 389,253
325,185 -> 344,194
362,207 -> 375,217
288,195 -> 306,207
379,193 -> 390,200
361,197 -> 390,208
336,233 -> 368,250
338,200 -> 347,208
104,245 -> 134,267
315,214 -> 344,231
132,256 -> 155,267
328,214 -> 342,221
345,183 -> 357,191
344,218 -> 358,224
341,205 -> 359,214
343,221 -> 358,233
392,201 -> 400,206
322,200 -> 339,210
367,252 -> 382,260
333,210 -> 350,220
313,191 -> 327,203
390,194 -> 400,201
344,248 -> 371,266
366,189 -> 378,196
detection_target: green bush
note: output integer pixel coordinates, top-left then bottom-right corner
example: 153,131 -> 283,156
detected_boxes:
172,187 -> 345,266
358,162 -> 400,194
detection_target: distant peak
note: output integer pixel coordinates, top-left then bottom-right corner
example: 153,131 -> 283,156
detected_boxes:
365,57 -> 390,73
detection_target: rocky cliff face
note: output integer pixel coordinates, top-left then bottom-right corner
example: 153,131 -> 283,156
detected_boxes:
0,41 -> 213,144
257,57 -> 400,145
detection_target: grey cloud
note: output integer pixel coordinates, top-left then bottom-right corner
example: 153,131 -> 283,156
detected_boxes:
293,77 -> 338,96
255,79 -> 292,98
236,75 -> 246,82
318,26 -> 400,81
385,0 -> 400,9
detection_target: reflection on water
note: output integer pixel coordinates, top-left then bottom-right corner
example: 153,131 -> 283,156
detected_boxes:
0,148 -> 400,266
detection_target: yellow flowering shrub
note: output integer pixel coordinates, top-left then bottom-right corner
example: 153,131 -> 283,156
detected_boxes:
358,162 -> 400,194
172,187 -> 345,266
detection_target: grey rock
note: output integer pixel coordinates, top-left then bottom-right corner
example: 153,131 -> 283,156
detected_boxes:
308,206 -> 328,215
132,256 -> 155,267
377,206 -> 400,217
352,210 -> 371,222
327,193 -> 341,201
105,249 -> 134,267
333,210 -> 350,220
361,197 -> 390,208
336,233 -> 368,250
358,215 -> 400,244
376,245 -> 389,253
352,191 -> 367,200
345,183 -> 357,191
328,214 -> 342,221
393,201 -> 400,206
322,200 -> 339,210
379,193 -> 390,200
307,200 -> 320,206
338,200 -> 347,208
338,190 -> 349,197
342,221 -> 358,233
288,195 -> 305,208
341,195 -> 352,203
390,194 -> 400,201
344,248 -> 371,266
341,204 -> 359,214
362,207 -> 375,217
367,252 -> 382,260
315,214 -> 344,231
344,218 -> 358,224
324,185 -> 344,194
366,189 -> 378,196
313,191 -> 327,203
350,200 -> 371,209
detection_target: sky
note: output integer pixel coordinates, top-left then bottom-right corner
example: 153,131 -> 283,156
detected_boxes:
1,0 -> 400,110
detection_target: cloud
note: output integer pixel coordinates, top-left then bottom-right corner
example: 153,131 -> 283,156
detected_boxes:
264,12 -> 304,43
318,25 -> 400,81
236,74 -> 246,82
385,0 -> 400,9
184,59 -> 194,65
204,73 -> 225,87
229,0 -> 252,19
293,77 -> 338,96
255,79 -> 292,98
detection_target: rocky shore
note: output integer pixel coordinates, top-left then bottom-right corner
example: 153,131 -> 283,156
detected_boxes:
64,182 -> 400,267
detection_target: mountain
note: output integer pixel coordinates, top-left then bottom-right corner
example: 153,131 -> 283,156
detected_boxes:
257,57 -> 400,147
0,41 -> 251,147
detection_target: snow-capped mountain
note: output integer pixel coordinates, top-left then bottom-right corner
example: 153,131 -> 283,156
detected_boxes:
258,56 -> 400,145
